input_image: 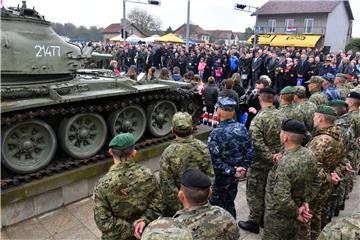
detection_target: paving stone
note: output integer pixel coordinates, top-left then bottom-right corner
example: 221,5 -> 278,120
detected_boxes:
53,225 -> 97,240
83,218 -> 102,238
65,198 -> 93,223
62,180 -> 89,205
0,229 -> 10,240
1,197 -> 35,226
5,218 -> 50,240
33,188 -> 63,216
38,208 -> 81,236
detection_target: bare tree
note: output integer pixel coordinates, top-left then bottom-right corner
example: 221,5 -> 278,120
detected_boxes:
127,7 -> 162,34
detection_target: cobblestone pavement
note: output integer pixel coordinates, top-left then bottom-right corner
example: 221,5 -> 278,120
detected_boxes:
2,176 -> 359,240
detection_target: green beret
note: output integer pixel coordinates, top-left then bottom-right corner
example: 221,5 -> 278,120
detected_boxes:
294,86 -> 306,98
315,105 -> 337,116
305,76 -> 323,84
328,99 -> 348,108
172,112 -> 193,133
336,73 -> 348,81
109,133 -> 135,149
280,86 -> 297,95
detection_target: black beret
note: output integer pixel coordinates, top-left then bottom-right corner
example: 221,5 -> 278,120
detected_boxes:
259,87 -> 276,95
281,119 -> 307,134
181,169 -> 211,190
347,91 -> 360,100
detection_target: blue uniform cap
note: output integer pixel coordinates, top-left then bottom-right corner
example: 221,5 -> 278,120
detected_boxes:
322,73 -> 335,84
216,97 -> 237,112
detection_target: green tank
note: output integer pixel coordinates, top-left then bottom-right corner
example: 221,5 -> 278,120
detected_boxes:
1,2 -> 202,174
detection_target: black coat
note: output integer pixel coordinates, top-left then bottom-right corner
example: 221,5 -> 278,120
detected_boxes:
297,60 -> 311,80
204,84 -> 219,107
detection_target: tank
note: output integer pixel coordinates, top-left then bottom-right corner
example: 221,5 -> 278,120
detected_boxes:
1,2 -> 202,175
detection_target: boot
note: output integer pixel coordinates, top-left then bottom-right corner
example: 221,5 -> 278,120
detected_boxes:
238,220 -> 260,234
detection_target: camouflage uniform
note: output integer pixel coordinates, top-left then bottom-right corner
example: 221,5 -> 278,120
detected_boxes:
306,126 -> 346,240
246,106 -> 285,225
279,103 -> 305,123
141,217 -> 193,240
159,135 -> 214,216
208,119 -> 255,218
336,86 -> 350,101
349,109 -> 360,171
318,213 -> 360,240
263,146 -> 320,240
296,100 -> 317,133
309,91 -> 328,106
93,161 -> 162,240
174,204 -> 240,240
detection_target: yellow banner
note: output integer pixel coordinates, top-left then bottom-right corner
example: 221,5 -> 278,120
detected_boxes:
270,35 -> 321,47
246,34 -> 275,45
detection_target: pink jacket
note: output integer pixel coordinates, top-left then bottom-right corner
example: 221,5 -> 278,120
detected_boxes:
198,62 -> 206,72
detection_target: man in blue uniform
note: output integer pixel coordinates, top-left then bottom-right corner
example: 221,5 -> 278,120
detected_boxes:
208,97 -> 255,218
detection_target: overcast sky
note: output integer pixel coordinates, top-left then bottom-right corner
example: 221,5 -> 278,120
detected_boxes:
5,0 -> 360,37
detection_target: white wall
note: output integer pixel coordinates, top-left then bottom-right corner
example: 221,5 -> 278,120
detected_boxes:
324,1 -> 350,51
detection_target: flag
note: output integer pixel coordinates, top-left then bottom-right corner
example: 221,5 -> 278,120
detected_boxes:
286,26 -> 297,33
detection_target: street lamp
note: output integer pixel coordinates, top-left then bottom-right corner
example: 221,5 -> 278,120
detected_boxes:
122,0 -> 161,40
234,3 -> 259,49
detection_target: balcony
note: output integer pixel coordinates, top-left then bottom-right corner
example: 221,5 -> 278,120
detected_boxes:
259,26 -> 325,35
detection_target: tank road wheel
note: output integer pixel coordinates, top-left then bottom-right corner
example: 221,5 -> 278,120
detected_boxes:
59,113 -> 107,159
108,105 -> 146,142
1,119 -> 57,174
147,100 -> 177,137
180,98 -> 198,117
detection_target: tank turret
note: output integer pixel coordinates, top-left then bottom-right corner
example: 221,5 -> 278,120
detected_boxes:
1,1 -> 91,85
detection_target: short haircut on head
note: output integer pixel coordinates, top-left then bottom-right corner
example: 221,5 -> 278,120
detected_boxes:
111,146 -> 134,160
283,131 -> 304,145
260,93 -> 274,103
321,114 -> 337,124
256,78 -> 269,87
180,185 -> 210,205
281,94 -> 295,103
173,66 -> 180,74
173,128 -> 192,138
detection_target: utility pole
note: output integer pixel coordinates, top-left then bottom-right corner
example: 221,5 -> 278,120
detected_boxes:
122,0 -> 126,40
186,0 -> 190,53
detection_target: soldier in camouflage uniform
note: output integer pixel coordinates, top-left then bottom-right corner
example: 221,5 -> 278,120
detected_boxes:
329,100 -> 356,216
318,213 -> 360,240
239,88 -> 285,234
141,218 -> 193,240
208,97 -> 255,218
307,76 -> 328,106
294,86 -> 317,132
174,169 -> 240,240
263,120 -> 320,240
334,73 -> 351,100
159,112 -> 214,217
93,133 -> 162,240
346,92 -> 360,172
278,86 -> 305,123
306,105 -> 346,240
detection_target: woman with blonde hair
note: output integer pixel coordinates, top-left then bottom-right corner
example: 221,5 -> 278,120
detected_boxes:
126,65 -> 137,80
147,67 -> 157,81
159,68 -> 170,80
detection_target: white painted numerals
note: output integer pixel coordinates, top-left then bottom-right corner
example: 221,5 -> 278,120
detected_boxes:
35,45 -> 61,57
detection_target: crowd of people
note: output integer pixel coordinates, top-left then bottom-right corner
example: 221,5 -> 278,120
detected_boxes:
91,42 -> 360,240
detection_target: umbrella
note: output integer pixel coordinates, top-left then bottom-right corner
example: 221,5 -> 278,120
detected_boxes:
143,35 -> 160,43
110,34 -> 124,42
125,35 -> 143,44
157,33 -> 185,43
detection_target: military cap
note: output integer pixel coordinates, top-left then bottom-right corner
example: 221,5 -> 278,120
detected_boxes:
328,99 -> 348,108
280,86 -> 297,95
305,76 -> 323,84
281,119 -> 307,134
216,97 -> 237,112
141,218 -> 193,240
347,91 -> 360,100
294,86 -> 306,98
315,105 -> 337,116
321,73 -> 335,84
181,169 -> 211,190
108,133 -> 135,149
259,87 -> 276,95
336,73 -> 348,81
172,112 -> 193,133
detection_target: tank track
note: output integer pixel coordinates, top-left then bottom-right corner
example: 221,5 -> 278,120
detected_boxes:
1,88 -> 203,189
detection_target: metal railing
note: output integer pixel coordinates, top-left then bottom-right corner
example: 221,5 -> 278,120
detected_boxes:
259,26 -> 325,35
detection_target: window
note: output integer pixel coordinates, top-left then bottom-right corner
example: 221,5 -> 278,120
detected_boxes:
304,18 -> 314,34
201,35 -> 209,41
285,19 -> 296,33
268,19 -> 276,33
